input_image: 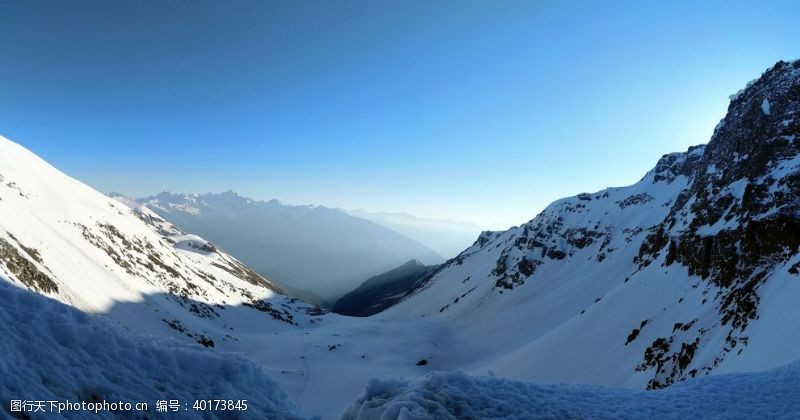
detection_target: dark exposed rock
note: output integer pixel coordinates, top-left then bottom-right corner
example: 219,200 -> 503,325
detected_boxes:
625,328 -> 640,345
645,145 -> 706,185
196,335 -> 215,348
186,241 -> 217,253
243,299 -> 297,325
617,193 -> 655,209
334,260 -> 439,317
6,232 -> 43,263
0,236 -> 58,294
516,257 -> 536,277
633,60 -> 800,387
162,318 -> 188,333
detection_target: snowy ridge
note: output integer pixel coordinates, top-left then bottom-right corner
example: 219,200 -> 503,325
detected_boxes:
0,135 -> 318,349
382,60 -> 800,390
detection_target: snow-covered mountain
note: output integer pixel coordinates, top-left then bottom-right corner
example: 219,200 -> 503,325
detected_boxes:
334,259 -> 438,317
345,209 -> 485,258
380,59 -> 800,390
0,136 -> 319,349
136,192 -> 443,301
4,59 -> 800,419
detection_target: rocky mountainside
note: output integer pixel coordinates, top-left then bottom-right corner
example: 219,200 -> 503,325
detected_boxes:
0,136 -> 319,349
136,191 -> 443,301
384,60 -> 800,390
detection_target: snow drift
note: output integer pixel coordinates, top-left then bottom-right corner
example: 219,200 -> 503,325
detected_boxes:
0,280 -> 303,419
344,364 -> 800,419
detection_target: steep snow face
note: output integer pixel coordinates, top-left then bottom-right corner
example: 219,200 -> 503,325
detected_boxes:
384,60 -> 800,390
0,280 -> 304,420
137,192 -> 443,301
0,136 -> 318,348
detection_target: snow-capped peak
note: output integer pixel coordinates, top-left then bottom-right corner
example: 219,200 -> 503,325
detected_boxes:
0,134 -> 319,348
383,59 -> 800,391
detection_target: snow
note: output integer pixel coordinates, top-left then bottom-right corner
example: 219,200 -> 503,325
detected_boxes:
9,254 -> 797,420
0,280 -> 303,419
3,130 -> 800,419
368,139 -> 800,398
344,366 -> 800,420
171,234 -> 216,254
2,59 -> 800,420
0,134 -> 313,329
762,98 -> 771,115
728,78 -> 757,101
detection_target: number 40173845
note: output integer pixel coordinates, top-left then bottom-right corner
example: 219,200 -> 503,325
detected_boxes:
192,400 -> 248,411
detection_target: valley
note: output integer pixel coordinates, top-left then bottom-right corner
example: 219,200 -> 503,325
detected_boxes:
2,59 -> 800,419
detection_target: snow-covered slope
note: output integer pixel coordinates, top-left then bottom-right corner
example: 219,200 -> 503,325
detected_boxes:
381,59 -> 800,390
0,135 -> 318,348
0,133 -> 438,418
136,192 -> 443,301
0,280 -> 303,419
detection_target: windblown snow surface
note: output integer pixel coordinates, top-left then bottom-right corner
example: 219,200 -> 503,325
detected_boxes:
0,280 -> 302,419
344,366 -> 800,420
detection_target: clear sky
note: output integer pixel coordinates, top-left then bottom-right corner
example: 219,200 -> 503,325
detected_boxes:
1,1 -> 798,229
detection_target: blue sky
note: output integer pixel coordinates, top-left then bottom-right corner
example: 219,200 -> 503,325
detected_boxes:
1,1 -> 798,229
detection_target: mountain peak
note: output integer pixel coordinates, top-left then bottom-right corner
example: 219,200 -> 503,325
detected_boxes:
381,60 -> 800,391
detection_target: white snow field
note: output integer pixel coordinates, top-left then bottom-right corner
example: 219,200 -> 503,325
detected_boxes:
0,280 -> 302,419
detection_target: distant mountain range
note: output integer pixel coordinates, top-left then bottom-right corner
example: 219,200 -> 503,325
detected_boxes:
134,191 -> 444,301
